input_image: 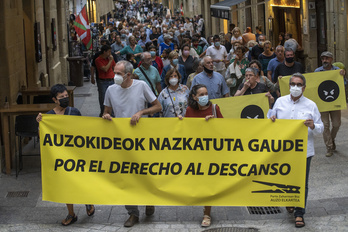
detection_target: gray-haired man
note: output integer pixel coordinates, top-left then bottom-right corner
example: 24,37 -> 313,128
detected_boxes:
268,73 -> 323,228
102,60 -> 162,227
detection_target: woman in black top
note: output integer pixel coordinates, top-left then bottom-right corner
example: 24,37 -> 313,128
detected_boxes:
36,84 -> 95,226
178,44 -> 196,76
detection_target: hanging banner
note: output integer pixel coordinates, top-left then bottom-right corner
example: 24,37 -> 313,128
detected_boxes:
279,70 -> 347,112
40,115 -> 307,207
211,93 -> 270,119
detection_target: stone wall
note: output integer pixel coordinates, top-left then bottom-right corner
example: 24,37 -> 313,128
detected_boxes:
0,0 -> 69,105
95,0 -> 114,22
0,0 -> 26,104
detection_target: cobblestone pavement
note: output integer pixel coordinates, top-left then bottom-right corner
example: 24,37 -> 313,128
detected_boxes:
1,81 -> 347,231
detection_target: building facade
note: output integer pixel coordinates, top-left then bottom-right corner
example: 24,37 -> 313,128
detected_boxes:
0,0 -> 70,106
166,0 -> 348,73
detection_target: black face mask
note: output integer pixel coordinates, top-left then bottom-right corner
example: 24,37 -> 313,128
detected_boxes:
285,57 -> 294,63
59,97 -> 69,108
204,66 -> 213,74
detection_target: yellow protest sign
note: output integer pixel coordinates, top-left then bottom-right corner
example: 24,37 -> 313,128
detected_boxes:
279,70 -> 347,112
211,93 -> 269,118
40,115 -> 307,207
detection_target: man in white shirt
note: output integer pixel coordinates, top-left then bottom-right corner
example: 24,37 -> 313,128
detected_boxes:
268,73 -> 323,228
102,60 -> 162,227
196,15 -> 205,36
205,35 -> 228,77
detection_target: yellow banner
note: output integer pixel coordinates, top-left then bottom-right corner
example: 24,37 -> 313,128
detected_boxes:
40,115 -> 307,207
279,70 -> 347,112
211,93 -> 269,119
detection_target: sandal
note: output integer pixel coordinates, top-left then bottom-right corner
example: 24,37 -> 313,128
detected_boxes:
201,215 -> 211,227
295,216 -> 305,228
286,207 -> 295,213
86,205 -> 95,216
61,214 -> 77,226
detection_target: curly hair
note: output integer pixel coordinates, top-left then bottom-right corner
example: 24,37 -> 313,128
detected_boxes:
188,84 -> 209,110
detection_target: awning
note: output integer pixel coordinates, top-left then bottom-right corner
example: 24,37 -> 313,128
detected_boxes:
210,0 -> 246,19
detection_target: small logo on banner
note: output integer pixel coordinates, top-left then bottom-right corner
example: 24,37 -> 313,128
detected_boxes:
241,105 -> 264,119
318,80 -> 340,102
252,180 -> 300,194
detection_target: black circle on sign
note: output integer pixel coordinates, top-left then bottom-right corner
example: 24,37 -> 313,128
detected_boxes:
240,105 -> 264,119
318,80 -> 340,102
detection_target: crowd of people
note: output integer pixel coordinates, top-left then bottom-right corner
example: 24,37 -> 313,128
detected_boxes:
38,0 -> 347,229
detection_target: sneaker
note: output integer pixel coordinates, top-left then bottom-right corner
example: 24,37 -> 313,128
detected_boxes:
326,151 -> 333,157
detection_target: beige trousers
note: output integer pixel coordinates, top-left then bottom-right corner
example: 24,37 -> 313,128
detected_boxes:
320,110 -> 341,151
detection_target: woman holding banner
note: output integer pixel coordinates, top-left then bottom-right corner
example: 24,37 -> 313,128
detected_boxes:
36,84 -> 95,226
182,84 -> 223,227
158,68 -> 190,117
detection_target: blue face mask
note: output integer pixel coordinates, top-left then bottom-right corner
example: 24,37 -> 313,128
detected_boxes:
249,47 -> 253,51
198,95 -> 209,106
215,42 -> 220,47
150,51 -> 156,57
172,58 -> 179,66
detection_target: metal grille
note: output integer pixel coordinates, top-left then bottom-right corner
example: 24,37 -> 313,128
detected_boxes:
247,207 -> 281,215
6,191 -> 29,198
203,227 -> 259,232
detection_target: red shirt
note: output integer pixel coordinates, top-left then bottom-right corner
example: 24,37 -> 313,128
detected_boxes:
185,104 -> 223,118
95,56 -> 116,80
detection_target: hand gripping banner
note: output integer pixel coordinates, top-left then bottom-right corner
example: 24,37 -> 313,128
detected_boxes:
40,115 -> 307,207
279,70 -> 347,112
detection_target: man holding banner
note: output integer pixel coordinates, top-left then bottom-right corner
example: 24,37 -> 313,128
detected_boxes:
268,73 -> 323,228
102,60 -> 162,227
314,51 -> 345,157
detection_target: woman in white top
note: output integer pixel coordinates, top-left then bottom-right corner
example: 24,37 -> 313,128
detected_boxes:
184,17 -> 194,36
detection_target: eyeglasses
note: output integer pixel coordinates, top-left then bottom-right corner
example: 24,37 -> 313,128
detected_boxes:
290,82 -> 304,87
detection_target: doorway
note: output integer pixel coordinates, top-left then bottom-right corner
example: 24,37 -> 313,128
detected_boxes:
273,7 -> 301,46
316,0 -> 327,66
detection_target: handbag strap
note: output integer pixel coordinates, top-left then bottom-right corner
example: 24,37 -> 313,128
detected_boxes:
167,88 -> 177,117
139,67 -> 157,97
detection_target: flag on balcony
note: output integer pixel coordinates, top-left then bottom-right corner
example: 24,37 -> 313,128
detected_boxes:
180,3 -> 184,16
73,5 -> 92,50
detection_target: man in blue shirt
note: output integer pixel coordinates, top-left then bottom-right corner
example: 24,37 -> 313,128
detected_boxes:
191,56 -> 230,99
267,45 -> 284,82
137,32 -> 151,50
314,51 -> 345,157
111,35 -> 126,61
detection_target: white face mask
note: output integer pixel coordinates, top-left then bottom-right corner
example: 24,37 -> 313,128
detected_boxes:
114,74 -> 126,85
169,78 -> 178,86
290,85 -> 303,98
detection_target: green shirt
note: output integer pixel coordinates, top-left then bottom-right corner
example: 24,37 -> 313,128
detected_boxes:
133,65 -> 161,95
229,58 -> 249,75
119,45 -> 143,64
193,46 -> 203,55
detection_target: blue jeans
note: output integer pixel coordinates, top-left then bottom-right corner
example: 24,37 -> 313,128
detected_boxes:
97,79 -> 114,117
294,156 -> 312,218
